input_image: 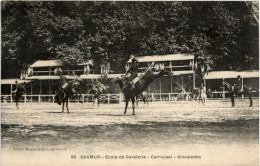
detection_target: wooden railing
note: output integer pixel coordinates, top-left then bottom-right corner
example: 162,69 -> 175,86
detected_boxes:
1,91 -> 258,104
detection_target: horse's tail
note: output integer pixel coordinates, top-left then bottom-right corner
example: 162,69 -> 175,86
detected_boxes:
55,92 -> 61,105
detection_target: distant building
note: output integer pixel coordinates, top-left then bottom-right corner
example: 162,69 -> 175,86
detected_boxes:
2,54 -> 258,102
126,54 -> 196,100
204,70 -> 259,99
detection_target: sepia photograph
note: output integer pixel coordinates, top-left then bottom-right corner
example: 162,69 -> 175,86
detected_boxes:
1,1 -> 259,166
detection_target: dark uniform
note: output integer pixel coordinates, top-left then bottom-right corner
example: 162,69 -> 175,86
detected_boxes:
14,81 -> 19,93
230,85 -> 235,107
125,56 -> 139,88
13,81 -> 25,94
59,75 -> 68,99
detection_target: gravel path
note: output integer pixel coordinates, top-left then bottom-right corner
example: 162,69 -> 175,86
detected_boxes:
1,100 -> 259,166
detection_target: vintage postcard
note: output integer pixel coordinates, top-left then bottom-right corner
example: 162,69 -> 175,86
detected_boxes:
1,1 -> 259,166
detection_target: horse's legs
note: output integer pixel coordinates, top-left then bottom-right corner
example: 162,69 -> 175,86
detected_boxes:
249,95 -> 253,107
93,98 -> 95,107
16,99 -> 19,109
97,97 -> 100,107
231,95 -> 235,107
62,101 -> 64,112
132,97 -> 135,115
124,99 -> 129,115
66,99 -> 69,113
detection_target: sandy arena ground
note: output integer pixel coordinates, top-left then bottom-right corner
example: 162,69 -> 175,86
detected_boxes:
1,99 -> 259,166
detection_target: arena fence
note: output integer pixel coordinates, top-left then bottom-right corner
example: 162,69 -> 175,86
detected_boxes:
1,91 -> 258,104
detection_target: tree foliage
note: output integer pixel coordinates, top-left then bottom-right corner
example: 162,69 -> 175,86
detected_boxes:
1,1 -> 258,78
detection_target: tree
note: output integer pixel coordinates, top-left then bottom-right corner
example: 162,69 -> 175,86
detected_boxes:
1,1 -> 258,78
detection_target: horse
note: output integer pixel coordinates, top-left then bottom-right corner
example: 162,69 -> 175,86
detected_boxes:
55,80 -> 81,113
222,81 -> 239,107
192,88 -> 202,102
136,91 -> 149,106
12,84 -> 26,109
115,69 -> 170,115
89,81 -> 108,107
240,85 -> 259,107
89,87 -> 102,107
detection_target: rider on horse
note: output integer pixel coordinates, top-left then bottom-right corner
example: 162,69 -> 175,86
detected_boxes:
13,81 -> 25,94
13,81 -> 20,93
93,80 -> 102,94
57,70 -> 68,99
125,55 -> 140,89
13,80 -> 26,109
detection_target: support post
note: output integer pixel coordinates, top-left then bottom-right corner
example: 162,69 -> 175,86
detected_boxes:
10,84 -> 13,103
159,78 -> 162,101
223,78 -> 225,100
40,80 -> 42,95
48,80 -> 51,95
242,77 -> 244,99
193,70 -> 196,99
108,93 -> 110,104
119,93 -> 121,104
31,81 -> 33,102
182,75 -> 184,100
170,75 -> 173,94
40,80 -> 42,103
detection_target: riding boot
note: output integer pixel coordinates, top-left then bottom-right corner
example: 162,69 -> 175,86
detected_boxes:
61,89 -> 66,100
249,98 -> 253,107
63,92 -> 66,100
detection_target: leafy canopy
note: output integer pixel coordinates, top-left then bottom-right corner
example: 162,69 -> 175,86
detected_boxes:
1,1 -> 258,78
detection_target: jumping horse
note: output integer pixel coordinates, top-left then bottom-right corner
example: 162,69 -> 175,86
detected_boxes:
222,81 -> 239,107
89,87 -> 102,107
115,69 -> 170,115
55,80 -> 81,113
